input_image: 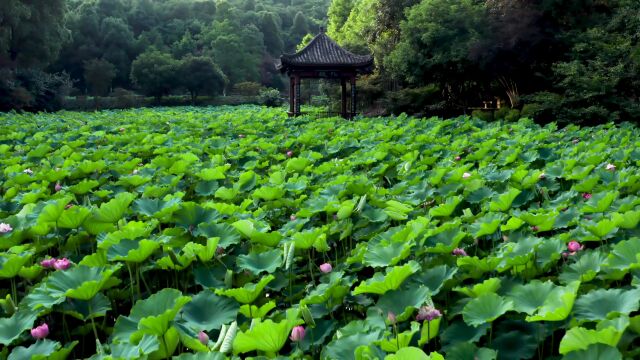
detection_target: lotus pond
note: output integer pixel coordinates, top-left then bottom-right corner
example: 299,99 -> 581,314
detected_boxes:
0,106 -> 639,360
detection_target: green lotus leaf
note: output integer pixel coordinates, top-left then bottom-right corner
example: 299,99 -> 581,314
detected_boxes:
216,275 -> 274,304
440,321 -> 489,346
423,225 -> 466,253
515,210 -> 558,231
605,237 -> 640,273
172,352 -> 226,360
559,250 -> 607,284
232,309 -> 302,355
286,157 -> 310,172
583,218 -> 618,240
376,286 -> 432,322
239,301 -> 276,319
109,334 -> 160,359
83,192 -> 136,234
352,261 -> 420,296
572,175 -> 600,193
418,317 -> 441,345
457,256 -> 501,278
322,321 -> 385,360
364,240 -> 412,268
197,165 -> 229,181
173,320 -> 209,352
118,288 -> 191,341
98,220 -> 157,250
195,223 -> 241,249
0,251 -> 33,279
18,264 -> 42,280
574,287 -> 640,321
252,186 -> 285,201
8,339 -> 77,360
57,206 -> 91,229
60,292 -> 111,321
444,342 -> 497,360
236,249 -> 283,275
47,265 -> 122,300
559,316 -> 629,354
0,310 -> 38,345
385,200 -> 413,220
469,213 -> 504,238
173,202 -> 221,229
507,280 -> 555,315
611,209 -> 640,229
429,196 -> 462,218
133,197 -> 181,219
378,321 -> 420,352
107,238 -> 161,263
232,219 -> 282,247
454,278 -> 501,298
292,227 -> 328,251
565,165 -> 594,181
489,187 -> 521,212
562,344 -> 622,360
462,293 -> 513,327
117,174 -> 152,188
68,179 -> 100,195
303,272 -> 351,305
526,281 -> 580,322
581,191 -> 618,213
78,160 -> 106,174
337,199 -> 356,219
384,347 -> 431,360
411,265 -> 457,296
489,328 -> 539,360
181,290 -> 239,331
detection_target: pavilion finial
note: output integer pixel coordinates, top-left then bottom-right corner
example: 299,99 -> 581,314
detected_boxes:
319,26 -> 325,34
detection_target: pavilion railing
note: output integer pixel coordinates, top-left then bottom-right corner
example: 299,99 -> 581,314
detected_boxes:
288,111 -> 357,119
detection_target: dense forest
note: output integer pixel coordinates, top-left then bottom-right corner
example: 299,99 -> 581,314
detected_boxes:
1,0 -> 639,124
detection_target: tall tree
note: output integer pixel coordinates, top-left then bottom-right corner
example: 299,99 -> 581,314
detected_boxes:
261,12 -> 284,56
327,0 -> 354,36
130,49 -> 179,99
0,0 -> 69,68
84,58 -> 116,96
179,56 -> 227,102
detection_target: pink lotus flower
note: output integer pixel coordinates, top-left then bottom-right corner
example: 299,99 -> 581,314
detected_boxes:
41,258 -> 57,268
572,139 -> 579,144
31,323 -> 49,340
290,215 -> 297,221
531,226 -> 539,232
239,134 -> 245,138
416,306 -> 441,322
462,172 -> 471,179
198,331 -> 209,345
0,223 -> 12,233
455,156 -> 461,161
452,248 -> 467,256
65,203 -> 74,209
582,193 -> 592,200
216,246 -> 225,256
132,169 -> 139,175
567,241 -> 584,253
538,173 -> 546,179
286,151 -> 293,157
23,168 -> 33,175
387,311 -> 397,325
319,263 -> 332,273
290,326 -> 305,342
606,163 -> 616,171
55,183 -> 62,192
119,127 -> 125,132
53,258 -> 71,270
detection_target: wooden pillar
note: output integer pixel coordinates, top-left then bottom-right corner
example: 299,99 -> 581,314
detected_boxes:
350,76 -> 356,119
341,78 -> 347,118
294,75 -> 301,116
289,76 -> 295,116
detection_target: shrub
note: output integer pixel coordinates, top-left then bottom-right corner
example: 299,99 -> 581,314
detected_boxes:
258,88 -> 282,107
382,84 -> 441,115
233,82 -> 263,96
471,110 -> 493,122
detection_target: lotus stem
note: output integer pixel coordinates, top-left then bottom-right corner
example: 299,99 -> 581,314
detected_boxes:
308,251 -> 315,283
126,263 -> 135,304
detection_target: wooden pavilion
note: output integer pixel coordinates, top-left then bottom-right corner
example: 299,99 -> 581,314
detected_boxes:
276,29 -> 374,119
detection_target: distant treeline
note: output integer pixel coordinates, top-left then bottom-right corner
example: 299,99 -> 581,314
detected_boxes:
0,0 -> 329,111
328,0 -> 640,124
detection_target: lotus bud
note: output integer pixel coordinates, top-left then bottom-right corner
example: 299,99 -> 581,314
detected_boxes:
582,193 -> 592,200
290,326 -> 305,342
55,183 -> 62,192
387,311 -> 397,325
41,258 -> 57,268
416,306 -> 442,322
198,331 -> 209,345
462,172 -> 471,179
567,241 -> 584,253
0,223 -> 13,233
319,263 -> 332,273
286,151 -> 293,157
53,258 -> 71,270
23,168 -> 33,175
290,215 -> 297,221
31,323 -> 49,339
452,248 -> 467,256
606,163 -> 616,171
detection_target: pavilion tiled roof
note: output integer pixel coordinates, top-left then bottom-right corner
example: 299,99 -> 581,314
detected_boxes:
277,31 -> 374,72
